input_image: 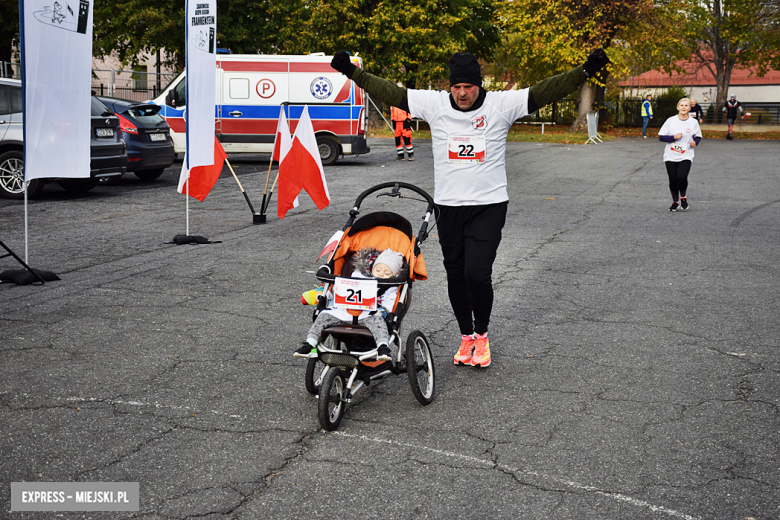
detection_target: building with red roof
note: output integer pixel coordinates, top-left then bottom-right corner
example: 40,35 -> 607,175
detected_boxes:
619,59 -> 780,103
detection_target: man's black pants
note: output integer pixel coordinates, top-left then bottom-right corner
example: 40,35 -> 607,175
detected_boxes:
437,202 -> 508,336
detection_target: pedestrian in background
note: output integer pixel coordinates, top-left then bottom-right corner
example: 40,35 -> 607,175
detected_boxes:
641,93 -> 653,138
723,94 -> 743,140
689,98 -> 704,122
391,105 -> 414,160
658,98 -> 702,212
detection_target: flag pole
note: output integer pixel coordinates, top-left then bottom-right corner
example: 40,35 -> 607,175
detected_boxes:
186,172 -> 190,237
260,158 -> 273,217
225,158 -> 265,223
262,171 -> 281,215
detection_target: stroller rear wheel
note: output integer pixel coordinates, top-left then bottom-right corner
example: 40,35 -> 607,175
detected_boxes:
318,368 -> 347,431
406,330 -> 436,405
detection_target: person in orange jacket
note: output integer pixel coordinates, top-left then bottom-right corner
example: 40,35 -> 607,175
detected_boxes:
391,105 -> 414,160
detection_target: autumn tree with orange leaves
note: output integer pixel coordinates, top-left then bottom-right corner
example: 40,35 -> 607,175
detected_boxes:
492,0 -> 688,131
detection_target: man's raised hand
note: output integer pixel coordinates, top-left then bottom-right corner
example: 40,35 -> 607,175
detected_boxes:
331,51 -> 357,78
583,48 -> 610,78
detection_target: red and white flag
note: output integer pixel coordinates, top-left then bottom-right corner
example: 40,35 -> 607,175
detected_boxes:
317,230 -> 344,261
178,137 -> 227,201
276,107 -> 301,219
293,106 -> 330,210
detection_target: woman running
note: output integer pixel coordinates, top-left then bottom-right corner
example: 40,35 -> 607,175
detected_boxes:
658,98 -> 702,211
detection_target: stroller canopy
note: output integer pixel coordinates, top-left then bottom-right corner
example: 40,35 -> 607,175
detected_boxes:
331,211 -> 427,281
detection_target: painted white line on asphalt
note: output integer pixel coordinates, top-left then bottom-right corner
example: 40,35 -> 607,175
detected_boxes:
62,397 -> 246,419
53,397 -> 697,519
333,432 -> 700,520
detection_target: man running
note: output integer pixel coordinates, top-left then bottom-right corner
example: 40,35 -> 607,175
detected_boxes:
723,94 -> 743,140
331,49 -> 609,368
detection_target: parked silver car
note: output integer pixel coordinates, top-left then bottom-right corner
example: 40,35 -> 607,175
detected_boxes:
0,78 -> 127,199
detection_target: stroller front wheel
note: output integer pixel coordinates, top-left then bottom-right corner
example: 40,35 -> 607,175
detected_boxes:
318,368 -> 347,431
406,330 -> 436,405
305,336 -> 337,395
305,358 -> 328,395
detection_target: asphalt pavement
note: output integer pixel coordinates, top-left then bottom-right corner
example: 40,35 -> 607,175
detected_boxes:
1,136 -> 779,519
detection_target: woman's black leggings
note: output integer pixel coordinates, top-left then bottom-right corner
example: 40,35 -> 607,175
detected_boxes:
437,202 -> 507,336
665,160 -> 692,201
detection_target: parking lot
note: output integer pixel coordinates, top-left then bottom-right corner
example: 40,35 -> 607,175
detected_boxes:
1,137 -> 779,519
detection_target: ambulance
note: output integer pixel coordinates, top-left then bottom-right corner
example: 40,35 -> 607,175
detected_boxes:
151,53 -> 370,165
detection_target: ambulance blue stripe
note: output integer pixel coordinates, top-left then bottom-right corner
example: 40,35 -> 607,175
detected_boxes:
159,105 -> 362,119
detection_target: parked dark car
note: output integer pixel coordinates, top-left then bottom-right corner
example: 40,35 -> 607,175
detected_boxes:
0,81 -> 126,199
97,96 -> 174,182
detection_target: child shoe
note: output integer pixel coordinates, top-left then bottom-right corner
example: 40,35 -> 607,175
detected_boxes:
377,345 -> 392,361
454,335 -> 475,366
471,333 -> 491,367
293,342 -> 317,358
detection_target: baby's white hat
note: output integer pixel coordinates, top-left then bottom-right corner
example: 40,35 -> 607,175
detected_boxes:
374,248 -> 404,276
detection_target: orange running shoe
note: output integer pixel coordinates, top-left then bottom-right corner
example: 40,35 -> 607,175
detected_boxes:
454,334 -> 475,366
471,332 -> 491,367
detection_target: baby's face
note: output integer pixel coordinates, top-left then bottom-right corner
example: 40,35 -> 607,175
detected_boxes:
372,263 -> 395,279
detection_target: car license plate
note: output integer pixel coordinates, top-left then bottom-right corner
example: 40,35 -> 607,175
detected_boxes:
149,133 -> 166,141
96,128 -> 113,137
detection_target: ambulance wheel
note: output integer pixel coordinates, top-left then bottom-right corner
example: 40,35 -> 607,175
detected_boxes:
0,151 -> 43,199
318,368 -> 346,431
406,330 -> 435,405
317,135 -> 340,166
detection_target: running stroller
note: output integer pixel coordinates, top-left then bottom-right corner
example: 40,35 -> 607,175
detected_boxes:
302,182 -> 437,431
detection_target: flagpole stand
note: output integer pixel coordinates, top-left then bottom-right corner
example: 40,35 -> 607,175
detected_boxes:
0,238 -> 60,285
224,158 -> 265,224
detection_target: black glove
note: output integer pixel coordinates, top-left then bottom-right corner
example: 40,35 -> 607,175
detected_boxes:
331,51 -> 357,78
403,119 -> 411,130
583,48 -> 610,78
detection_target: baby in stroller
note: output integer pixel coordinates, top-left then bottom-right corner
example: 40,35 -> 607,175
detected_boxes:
294,247 -> 406,361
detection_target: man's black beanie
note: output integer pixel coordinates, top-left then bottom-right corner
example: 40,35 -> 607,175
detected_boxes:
449,53 -> 482,87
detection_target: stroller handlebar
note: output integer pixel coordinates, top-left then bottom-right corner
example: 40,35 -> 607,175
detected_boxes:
344,183 -> 437,251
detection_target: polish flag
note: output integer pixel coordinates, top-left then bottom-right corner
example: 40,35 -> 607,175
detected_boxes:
276,107 -> 301,219
177,137 -> 227,201
293,106 -> 330,210
271,106 -> 289,162
317,230 -> 344,261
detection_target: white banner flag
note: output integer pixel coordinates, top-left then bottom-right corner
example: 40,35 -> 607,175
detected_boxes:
185,0 -> 217,169
21,0 -> 93,181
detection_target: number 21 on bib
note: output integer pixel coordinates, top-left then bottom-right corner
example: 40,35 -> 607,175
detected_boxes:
448,136 -> 486,164
333,277 -> 378,311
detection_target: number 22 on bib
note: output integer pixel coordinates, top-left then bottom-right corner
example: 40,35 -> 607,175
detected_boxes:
448,136 -> 486,164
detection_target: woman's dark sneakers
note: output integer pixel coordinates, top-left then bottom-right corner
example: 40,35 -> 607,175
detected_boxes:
669,202 -> 679,212
680,198 -> 688,210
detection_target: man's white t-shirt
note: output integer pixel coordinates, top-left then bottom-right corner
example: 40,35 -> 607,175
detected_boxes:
658,115 -> 702,162
407,88 -> 530,206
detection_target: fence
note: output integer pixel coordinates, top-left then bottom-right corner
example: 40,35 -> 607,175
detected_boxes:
1,61 -> 21,79
542,98 -> 780,127
91,69 -> 178,102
